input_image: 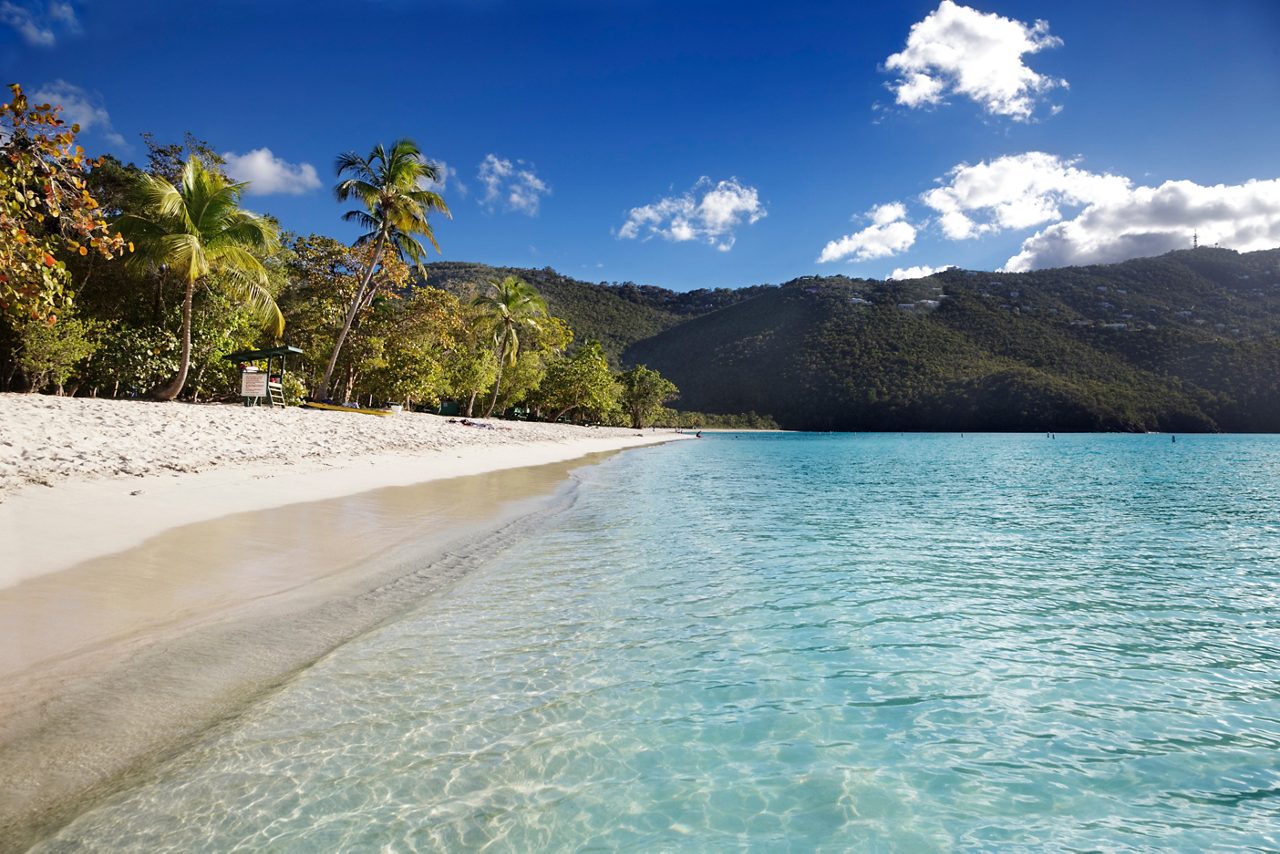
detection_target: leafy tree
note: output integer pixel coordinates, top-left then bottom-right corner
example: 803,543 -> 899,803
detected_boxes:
115,157 -> 282,400
619,364 -> 679,428
278,234 -> 414,402
447,345 -> 498,417
472,275 -> 549,416
275,234 -> 365,390
364,287 -> 464,408
315,139 -> 450,401
490,314 -> 572,414
16,311 -> 97,393
535,340 -> 619,423
79,323 -> 177,399
0,83 -> 125,323
141,132 -> 226,184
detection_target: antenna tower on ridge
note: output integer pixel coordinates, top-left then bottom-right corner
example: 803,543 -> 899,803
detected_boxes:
1192,231 -> 1198,250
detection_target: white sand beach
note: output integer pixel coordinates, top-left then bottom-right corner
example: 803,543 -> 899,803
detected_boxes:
0,394 -> 686,849
0,394 -> 681,587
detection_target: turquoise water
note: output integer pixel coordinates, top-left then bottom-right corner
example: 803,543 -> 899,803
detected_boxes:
37,434 -> 1280,851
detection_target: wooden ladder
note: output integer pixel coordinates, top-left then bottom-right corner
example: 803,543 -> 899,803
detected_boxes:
267,381 -> 285,408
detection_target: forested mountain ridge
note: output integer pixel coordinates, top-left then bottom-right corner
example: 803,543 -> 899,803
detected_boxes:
422,249 -> 1280,431
625,248 -> 1280,431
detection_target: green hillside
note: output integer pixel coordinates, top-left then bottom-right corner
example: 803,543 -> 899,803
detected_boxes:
420,262 -> 769,363
621,248 -> 1280,432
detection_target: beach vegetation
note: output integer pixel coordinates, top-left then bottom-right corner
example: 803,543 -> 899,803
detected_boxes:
314,139 -> 450,401
619,364 -> 679,429
362,286 -> 465,410
14,310 -> 98,394
0,84 -> 125,324
471,275 -> 551,417
653,408 -> 780,429
115,156 -> 282,400
77,323 -> 178,399
488,314 -> 572,416
533,340 -> 620,423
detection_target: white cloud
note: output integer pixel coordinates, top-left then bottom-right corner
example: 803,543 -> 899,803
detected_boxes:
870,201 -> 908,225
911,150 -> 1280,270
818,203 -> 916,263
617,177 -> 766,251
223,148 -> 322,196
478,153 -> 549,215
30,80 -> 124,147
1002,178 -> 1280,271
922,152 -> 1131,239
419,158 -> 466,198
890,264 -> 954,280
884,0 -> 1066,121
1,0 -> 76,46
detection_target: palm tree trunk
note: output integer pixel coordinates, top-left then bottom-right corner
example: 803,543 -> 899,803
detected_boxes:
151,279 -> 194,401
315,233 -> 387,401
465,390 -> 478,417
483,339 -> 508,418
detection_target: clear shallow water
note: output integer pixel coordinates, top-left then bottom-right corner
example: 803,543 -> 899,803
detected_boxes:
37,434 -> 1280,851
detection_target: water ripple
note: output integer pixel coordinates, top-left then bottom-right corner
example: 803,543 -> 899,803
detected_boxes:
36,434 -> 1280,852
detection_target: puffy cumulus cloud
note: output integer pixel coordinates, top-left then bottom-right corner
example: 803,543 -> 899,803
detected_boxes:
617,177 -> 766,252
1002,178 -> 1280,271
223,148 -> 322,195
913,151 -> 1280,269
478,154 -> 549,215
1,0 -> 77,47
30,80 -> 124,147
818,203 -> 916,263
870,201 -> 908,225
884,1 -> 1066,121
922,152 -> 1131,239
889,263 -> 954,280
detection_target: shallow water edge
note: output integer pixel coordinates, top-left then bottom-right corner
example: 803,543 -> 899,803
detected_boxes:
0,449 -> 646,853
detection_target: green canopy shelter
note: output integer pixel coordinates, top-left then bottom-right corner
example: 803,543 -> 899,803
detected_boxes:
224,345 -> 304,408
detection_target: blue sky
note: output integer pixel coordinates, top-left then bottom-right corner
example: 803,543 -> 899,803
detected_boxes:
5,0 -> 1280,290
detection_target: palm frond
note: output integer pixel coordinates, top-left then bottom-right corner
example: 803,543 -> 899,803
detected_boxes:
157,233 -> 207,284
218,267 -> 285,337
390,231 -> 429,267
215,212 -> 279,253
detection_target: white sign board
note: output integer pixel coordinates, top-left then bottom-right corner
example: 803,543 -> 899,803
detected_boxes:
240,371 -> 268,397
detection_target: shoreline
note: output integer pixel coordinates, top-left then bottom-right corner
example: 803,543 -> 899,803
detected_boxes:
0,395 -> 688,849
0,393 -> 684,589
0,446 -> 676,851
1,430 -> 681,589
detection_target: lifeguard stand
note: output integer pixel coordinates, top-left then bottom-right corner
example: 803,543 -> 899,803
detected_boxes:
224,345 -> 304,408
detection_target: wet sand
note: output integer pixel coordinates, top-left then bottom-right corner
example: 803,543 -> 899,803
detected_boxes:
0,451 -> 643,851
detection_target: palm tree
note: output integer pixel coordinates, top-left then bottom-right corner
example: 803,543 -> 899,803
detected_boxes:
472,276 -> 548,417
116,157 -> 282,401
314,139 -> 450,401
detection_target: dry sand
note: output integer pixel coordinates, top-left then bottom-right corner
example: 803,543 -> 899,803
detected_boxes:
0,394 -> 687,850
0,394 -> 680,587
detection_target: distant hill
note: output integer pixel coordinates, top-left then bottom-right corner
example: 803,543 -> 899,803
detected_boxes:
427,249 -> 1280,431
